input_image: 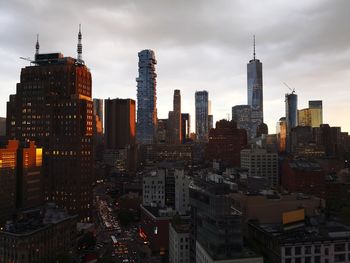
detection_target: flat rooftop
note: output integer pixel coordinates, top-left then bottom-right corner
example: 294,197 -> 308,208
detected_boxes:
251,220 -> 350,244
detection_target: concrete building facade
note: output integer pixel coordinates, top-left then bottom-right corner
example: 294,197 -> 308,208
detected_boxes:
240,148 -> 278,188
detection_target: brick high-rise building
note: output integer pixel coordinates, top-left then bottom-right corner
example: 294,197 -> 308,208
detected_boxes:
0,140 -> 43,226
93,98 -> 104,161
205,119 -> 247,167
104,98 -> 136,149
0,141 -> 17,226
6,29 -> 93,221
104,98 -> 136,173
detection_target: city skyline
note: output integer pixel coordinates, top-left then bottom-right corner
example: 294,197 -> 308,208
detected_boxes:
1,1 -> 350,133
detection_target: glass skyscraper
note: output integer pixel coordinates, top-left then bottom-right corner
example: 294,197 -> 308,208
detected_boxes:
232,105 -> 252,138
247,41 -> 263,138
285,93 -> 298,131
285,92 -> 298,152
195,91 -> 209,141
136,50 -> 158,144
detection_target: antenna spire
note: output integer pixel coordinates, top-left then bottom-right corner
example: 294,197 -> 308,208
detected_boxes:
35,34 -> 40,57
77,24 -> 83,64
253,35 -> 256,60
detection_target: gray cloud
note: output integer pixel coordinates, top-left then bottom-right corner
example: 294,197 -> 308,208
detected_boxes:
0,0 -> 350,132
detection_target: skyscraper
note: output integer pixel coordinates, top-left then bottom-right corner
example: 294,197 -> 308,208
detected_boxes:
104,98 -> 136,149
195,91 -> 208,141
208,100 -> 213,130
232,105 -> 252,138
93,99 -> 103,134
309,100 -> 323,126
93,98 -> 104,161
136,49 -> 157,144
285,92 -> 298,152
181,113 -> 190,143
276,117 -> 287,153
6,28 -> 93,221
167,90 -> 182,144
285,92 -> 298,132
247,36 -> 263,137
104,98 -> 136,173
297,100 -> 322,128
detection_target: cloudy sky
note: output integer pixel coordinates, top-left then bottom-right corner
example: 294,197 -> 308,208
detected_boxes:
1,0 -> 350,133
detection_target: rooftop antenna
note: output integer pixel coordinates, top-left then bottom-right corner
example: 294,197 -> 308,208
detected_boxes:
253,35 -> 256,60
35,34 -> 40,57
77,24 -> 83,64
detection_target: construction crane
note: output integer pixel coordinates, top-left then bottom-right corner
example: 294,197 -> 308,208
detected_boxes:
283,82 -> 295,94
19,57 -> 34,65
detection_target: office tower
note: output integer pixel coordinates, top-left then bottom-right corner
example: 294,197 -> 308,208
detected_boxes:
0,141 -> 17,226
205,119 -> 247,167
104,98 -> 136,173
173,90 -> 182,142
136,49 -> 157,144
195,91 -> 209,141
17,141 -> 43,209
290,126 -> 325,158
0,140 -> 43,226
93,99 -> 103,134
313,124 -> 342,157
276,117 -> 287,153
232,105 -> 252,138
285,92 -> 298,131
285,92 -> 298,152
298,100 -> 323,128
104,98 -> 136,149
309,100 -> 323,122
247,36 -> 263,137
93,98 -> 104,161
168,90 -> 182,144
6,28 -> 93,221
181,113 -> 190,143
241,148 -> 279,188
208,115 -> 213,130
208,100 -> 213,130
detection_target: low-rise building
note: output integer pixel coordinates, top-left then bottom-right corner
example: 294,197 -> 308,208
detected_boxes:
230,192 -> 324,224
248,219 -> 350,263
0,203 -> 77,263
